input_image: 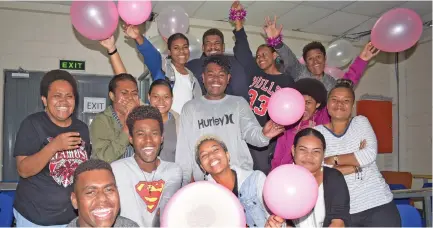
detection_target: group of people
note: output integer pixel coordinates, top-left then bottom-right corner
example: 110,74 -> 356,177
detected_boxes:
12,1 -> 401,227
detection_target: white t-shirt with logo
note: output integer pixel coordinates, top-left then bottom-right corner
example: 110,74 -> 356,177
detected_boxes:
171,64 -> 193,114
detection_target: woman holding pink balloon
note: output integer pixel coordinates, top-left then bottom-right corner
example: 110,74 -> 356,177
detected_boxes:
265,128 -> 350,227
195,135 -> 277,227
271,78 -> 328,171
315,79 -> 400,227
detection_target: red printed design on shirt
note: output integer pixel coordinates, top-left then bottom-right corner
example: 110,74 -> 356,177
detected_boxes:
48,137 -> 88,188
249,76 -> 281,117
135,180 -> 165,213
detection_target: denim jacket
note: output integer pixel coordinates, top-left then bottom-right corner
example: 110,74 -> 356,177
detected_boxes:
207,166 -> 269,227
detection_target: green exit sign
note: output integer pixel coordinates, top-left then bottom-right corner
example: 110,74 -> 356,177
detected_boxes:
60,60 -> 85,71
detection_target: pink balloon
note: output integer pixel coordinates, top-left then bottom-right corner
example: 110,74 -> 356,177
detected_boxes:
70,1 -> 119,40
371,8 -> 423,52
161,181 -> 246,227
264,164 -> 318,219
298,56 -> 305,65
324,66 -> 345,79
268,88 -> 305,126
118,0 -> 152,25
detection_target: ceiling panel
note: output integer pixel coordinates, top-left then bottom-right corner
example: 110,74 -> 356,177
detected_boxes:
300,1 -> 354,10
422,12 -> 432,21
278,4 -> 335,30
244,1 -> 298,27
341,1 -> 405,17
302,11 -> 371,36
192,0 -> 255,21
152,1 -> 204,16
398,1 -> 433,18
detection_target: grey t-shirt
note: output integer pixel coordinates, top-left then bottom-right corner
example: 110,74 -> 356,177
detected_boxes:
160,117 -> 177,162
67,215 -> 139,227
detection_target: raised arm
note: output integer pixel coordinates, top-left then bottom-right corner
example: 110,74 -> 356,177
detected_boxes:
264,16 -> 306,81
100,36 -> 127,75
123,25 -> 165,80
343,42 -> 380,86
231,1 -> 257,72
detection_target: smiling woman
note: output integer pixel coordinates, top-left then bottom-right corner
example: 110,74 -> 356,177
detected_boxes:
13,70 -> 92,226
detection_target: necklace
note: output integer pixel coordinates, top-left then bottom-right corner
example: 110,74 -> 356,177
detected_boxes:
135,158 -> 159,195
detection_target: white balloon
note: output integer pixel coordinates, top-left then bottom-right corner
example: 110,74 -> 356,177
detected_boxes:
326,39 -> 355,68
185,34 -> 202,61
148,35 -> 168,54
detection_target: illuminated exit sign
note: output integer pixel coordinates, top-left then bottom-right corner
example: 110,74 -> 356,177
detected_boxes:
60,60 -> 85,71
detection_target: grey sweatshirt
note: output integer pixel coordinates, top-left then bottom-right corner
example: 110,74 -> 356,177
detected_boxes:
175,95 -> 270,186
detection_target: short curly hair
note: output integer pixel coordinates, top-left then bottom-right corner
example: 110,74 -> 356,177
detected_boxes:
73,159 -> 114,190
40,69 -> 79,105
302,41 -> 326,62
203,54 -> 231,75
203,28 -> 225,44
126,105 -> 163,137
294,78 -> 328,109
195,135 -> 228,169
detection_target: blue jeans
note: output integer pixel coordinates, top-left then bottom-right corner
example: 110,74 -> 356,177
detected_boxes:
13,208 -> 67,227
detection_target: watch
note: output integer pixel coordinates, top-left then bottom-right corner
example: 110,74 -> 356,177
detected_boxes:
333,155 -> 339,166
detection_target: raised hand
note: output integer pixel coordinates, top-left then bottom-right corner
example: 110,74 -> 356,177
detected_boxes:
99,35 -> 116,53
359,42 -> 380,61
264,16 -> 283,39
49,132 -> 82,151
122,24 -> 140,40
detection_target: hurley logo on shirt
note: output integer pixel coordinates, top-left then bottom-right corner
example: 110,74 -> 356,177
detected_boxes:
197,114 -> 234,129
47,137 -> 88,188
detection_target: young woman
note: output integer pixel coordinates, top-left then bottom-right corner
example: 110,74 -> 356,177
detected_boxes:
195,135 -> 269,227
267,128 -> 350,228
272,78 -> 328,170
148,79 -> 179,162
315,79 -> 401,226
13,70 -> 91,226
231,1 -> 295,174
123,25 -> 202,114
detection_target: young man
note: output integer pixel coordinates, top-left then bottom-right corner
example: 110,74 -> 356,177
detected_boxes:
111,106 -> 182,227
90,74 -> 140,162
68,159 -> 139,227
186,28 -> 250,101
175,55 -> 285,186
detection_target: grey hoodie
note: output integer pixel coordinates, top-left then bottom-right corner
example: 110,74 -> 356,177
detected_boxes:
175,95 -> 270,186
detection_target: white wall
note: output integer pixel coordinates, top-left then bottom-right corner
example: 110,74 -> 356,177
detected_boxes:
398,40 -> 433,181
0,2 -> 430,180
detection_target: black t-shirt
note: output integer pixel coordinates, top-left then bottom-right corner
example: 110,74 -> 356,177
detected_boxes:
248,72 -> 295,126
13,112 -> 91,225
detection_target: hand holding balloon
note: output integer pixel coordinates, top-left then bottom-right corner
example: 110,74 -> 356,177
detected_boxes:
265,215 -> 286,228
99,35 -> 116,53
262,120 -> 285,139
359,42 -> 380,61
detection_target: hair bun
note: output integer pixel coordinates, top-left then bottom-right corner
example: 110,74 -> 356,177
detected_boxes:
335,79 -> 354,89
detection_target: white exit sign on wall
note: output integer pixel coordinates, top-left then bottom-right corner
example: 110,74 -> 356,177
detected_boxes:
83,97 -> 106,113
